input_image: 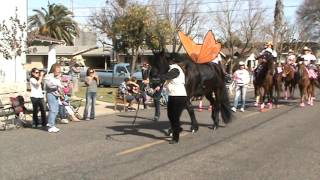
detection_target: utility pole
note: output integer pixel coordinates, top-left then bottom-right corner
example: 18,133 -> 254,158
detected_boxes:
71,0 -> 74,16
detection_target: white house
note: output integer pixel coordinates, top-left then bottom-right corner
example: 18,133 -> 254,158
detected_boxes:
0,0 -> 27,97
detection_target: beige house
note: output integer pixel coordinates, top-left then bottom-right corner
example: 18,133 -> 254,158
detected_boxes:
26,46 -> 112,72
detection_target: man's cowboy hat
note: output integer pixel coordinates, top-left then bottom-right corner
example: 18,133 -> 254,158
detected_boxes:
265,41 -> 273,46
239,61 -> 245,66
303,46 -> 311,51
288,49 -> 294,53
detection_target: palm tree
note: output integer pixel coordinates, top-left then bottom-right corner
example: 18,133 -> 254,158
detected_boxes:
28,3 -> 79,45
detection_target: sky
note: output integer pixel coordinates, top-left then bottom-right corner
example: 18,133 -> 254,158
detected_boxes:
28,0 -> 304,26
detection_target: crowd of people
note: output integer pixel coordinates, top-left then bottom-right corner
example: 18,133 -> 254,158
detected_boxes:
28,59 -> 169,134
27,43 -> 318,144
29,59 -> 98,133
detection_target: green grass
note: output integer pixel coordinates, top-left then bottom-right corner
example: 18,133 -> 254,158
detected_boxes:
75,86 -> 117,103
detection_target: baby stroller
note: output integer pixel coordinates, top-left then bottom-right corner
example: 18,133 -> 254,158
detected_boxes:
59,75 -> 82,122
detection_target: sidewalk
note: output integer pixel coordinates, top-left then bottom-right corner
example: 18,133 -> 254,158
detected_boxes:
77,98 -> 117,117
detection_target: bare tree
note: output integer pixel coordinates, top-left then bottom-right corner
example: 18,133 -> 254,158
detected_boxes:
213,0 -> 267,58
238,0 -> 267,56
212,0 -> 241,59
147,0 -> 204,53
297,0 -> 320,41
88,0 -> 128,61
273,0 -> 284,52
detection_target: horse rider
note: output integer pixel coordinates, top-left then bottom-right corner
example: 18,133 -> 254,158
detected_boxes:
160,58 -> 188,144
255,42 -> 277,69
286,49 -> 296,67
302,46 -> 317,71
253,42 -> 277,106
301,46 -> 318,81
260,41 -> 278,59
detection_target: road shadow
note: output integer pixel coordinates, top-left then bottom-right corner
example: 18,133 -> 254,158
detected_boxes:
106,120 -> 170,141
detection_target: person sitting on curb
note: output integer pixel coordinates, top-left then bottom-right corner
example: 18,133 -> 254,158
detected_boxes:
119,77 -> 138,111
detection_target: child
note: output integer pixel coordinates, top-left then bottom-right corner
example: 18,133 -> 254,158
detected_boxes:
58,75 -> 80,122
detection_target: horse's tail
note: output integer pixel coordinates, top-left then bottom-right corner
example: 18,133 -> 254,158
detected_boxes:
221,85 -> 232,124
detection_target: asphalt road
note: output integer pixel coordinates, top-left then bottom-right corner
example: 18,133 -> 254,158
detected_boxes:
1,91 -> 320,180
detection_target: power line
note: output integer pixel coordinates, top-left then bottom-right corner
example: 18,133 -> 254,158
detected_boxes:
28,0 -> 300,10
69,5 -> 299,18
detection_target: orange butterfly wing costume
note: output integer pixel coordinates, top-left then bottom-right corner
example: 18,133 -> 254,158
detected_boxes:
178,30 -> 221,64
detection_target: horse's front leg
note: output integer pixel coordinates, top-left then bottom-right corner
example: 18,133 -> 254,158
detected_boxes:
284,83 -> 289,100
299,84 -> 305,107
186,99 -> 199,133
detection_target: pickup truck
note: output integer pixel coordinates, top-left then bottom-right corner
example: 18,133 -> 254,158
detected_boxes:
80,63 -> 142,87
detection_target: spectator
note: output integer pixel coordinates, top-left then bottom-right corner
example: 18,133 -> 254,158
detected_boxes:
119,77 -> 138,111
44,63 -> 63,133
83,68 -> 99,120
29,68 -> 47,128
231,61 -> 250,112
69,57 -> 81,97
58,75 -> 80,123
150,68 -> 164,121
141,62 -> 151,109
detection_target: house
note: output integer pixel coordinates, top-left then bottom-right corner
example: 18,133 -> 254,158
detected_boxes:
26,45 -> 112,71
26,29 -> 114,71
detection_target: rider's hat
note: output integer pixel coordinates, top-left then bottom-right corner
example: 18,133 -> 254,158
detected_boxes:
303,46 -> 311,51
265,41 -> 273,46
239,61 -> 245,66
288,49 -> 294,53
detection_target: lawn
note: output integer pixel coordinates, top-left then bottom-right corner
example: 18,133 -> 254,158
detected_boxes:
75,86 -> 117,103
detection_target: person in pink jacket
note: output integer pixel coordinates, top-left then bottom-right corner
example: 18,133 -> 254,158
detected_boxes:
231,61 -> 250,112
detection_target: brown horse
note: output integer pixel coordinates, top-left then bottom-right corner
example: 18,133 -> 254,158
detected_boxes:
282,64 -> 297,100
253,52 -> 275,112
297,63 -> 314,107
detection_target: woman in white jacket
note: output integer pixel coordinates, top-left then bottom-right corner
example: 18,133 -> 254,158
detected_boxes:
231,61 -> 250,112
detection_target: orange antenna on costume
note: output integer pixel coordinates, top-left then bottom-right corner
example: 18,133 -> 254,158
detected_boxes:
178,30 -> 221,64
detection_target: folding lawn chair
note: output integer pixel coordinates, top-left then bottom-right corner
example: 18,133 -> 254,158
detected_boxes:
9,96 -> 32,128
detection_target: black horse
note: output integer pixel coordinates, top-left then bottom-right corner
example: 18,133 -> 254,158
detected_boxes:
149,50 -> 232,131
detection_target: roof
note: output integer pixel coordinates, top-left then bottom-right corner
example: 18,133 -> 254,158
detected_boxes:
28,32 -> 65,45
27,46 -> 111,56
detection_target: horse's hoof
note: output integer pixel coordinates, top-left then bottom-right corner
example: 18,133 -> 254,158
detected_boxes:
208,125 -> 217,131
300,103 -> 305,107
268,104 -> 273,109
190,126 -> 199,134
254,102 -> 259,107
212,126 -> 218,131
167,129 -> 173,136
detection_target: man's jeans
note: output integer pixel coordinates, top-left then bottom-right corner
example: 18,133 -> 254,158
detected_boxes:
233,85 -> 247,109
84,92 -> 96,119
47,93 -> 59,127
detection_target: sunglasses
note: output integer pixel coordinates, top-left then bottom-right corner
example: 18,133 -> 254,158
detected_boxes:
34,71 -> 40,74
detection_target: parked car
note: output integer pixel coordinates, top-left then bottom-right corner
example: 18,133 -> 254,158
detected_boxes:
80,63 -> 142,87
